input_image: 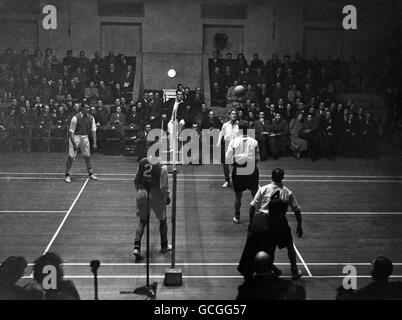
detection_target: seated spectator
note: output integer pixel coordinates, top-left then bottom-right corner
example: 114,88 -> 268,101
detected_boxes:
71,66 -> 87,88
272,82 -> 286,103
237,252 -> 305,300
210,67 -> 224,88
77,50 -> 90,72
339,112 -> 358,157
268,113 -> 289,159
31,252 -> 80,300
319,110 -> 336,159
301,113 -> 320,161
244,84 -> 257,102
68,78 -> 82,100
110,105 -> 126,126
283,103 -> 295,123
62,50 -> 76,70
94,100 -> 110,127
85,81 -> 99,100
36,105 -> 53,126
289,113 -> 307,159
252,111 -> 271,161
337,256 -> 402,300
201,110 -> 222,130
105,62 -> 119,87
226,80 -> 239,102
126,105 -> 143,129
236,53 -> 248,72
211,82 -> 225,107
250,53 -> 264,73
362,112 -> 379,159
287,84 -> 302,103
89,64 -> 103,85
52,78 -> 67,102
113,83 -> 124,100
98,80 -> 112,104
55,105 -> 70,126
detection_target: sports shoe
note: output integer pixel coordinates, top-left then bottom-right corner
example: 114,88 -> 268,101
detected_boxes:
273,265 -> 282,276
89,174 -> 98,181
160,244 -> 172,254
291,268 -> 303,280
232,216 -> 240,224
133,248 -> 144,260
64,176 -> 71,183
222,181 -> 230,188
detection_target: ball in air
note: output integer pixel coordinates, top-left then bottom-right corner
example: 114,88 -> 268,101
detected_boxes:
168,69 -> 176,78
234,85 -> 246,97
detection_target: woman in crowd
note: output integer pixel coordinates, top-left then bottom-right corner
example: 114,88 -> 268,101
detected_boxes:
289,112 -> 307,159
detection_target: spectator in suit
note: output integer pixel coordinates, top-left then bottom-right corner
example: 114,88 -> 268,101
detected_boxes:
250,53 -> 264,74
62,50 -> 76,70
252,111 -> 270,161
269,113 -> 289,159
236,53 -> 248,72
237,251 -> 305,300
126,105 -> 143,129
91,51 -> 104,69
201,110 -> 222,130
355,106 -> 366,157
210,67 -> 224,88
289,113 -> 307,159
211,82 -> 225,107
89,64 -> 103,85
275,98 -> 286,117
121,65 -> 135,94
272,82 -> 286,103
95,100 -> 110,127
319,110 -> 336,159
98,80 -> 112,104
362,112 -> 379,159
109,106 -> 126,126
340,112 -> 358,157
84,81 -> 99,100
105,63 -> 119,87
67,78 -> 82,100
301,113 -> 320,161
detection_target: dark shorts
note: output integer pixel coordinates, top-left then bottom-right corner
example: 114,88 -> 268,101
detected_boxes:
269,220 -> 294,249
232,166 -> 259,193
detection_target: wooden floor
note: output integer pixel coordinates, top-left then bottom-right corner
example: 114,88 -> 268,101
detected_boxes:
1,150 -> 402,300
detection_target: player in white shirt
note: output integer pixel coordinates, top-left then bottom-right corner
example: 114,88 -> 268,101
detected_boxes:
249,168 -> 303,279
217,110 -> 240,188
226,120 -> 260,224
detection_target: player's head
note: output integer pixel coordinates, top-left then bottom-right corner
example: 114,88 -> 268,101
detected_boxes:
254,251 -> 274,274
238,120 -> 249,135
229,109 -> 238,122
371,256 -> 393,282
272,168 -> 284,183
80,102 -> 89,114
176,90 -> 184,102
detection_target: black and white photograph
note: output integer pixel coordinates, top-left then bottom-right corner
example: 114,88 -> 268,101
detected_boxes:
0,0 -> 401,307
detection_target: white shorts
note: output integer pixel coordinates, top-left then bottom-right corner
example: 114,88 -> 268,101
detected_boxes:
69,135 -> 90,158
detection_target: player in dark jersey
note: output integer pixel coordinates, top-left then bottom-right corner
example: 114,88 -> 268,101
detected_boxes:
133,157 -> 172,259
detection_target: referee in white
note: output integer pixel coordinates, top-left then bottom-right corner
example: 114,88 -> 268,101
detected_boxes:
226,120 -> 260,224
64,103 -> 98,183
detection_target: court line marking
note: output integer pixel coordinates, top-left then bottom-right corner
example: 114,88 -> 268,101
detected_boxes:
0,211 -> 67,213
20,275 -> 402,279
42,178 -> 89,255
1,172 -> 401,179
20,262 -> 402,266
293,244 -> 313,277
1,177 -> 402,183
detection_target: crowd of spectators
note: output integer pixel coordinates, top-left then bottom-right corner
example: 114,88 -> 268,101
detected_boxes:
207,51 -> 402,158
0,48 -> 135,128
